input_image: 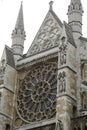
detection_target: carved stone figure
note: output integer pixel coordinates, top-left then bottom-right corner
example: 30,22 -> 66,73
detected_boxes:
58,72 -> 66,93
59,38 -> 67,65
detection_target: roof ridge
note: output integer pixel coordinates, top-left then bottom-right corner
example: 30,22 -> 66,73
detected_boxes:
49,9 -> 63,27
63,21 -> 76,48
5,45 -> 15,68
5,45 -> 14,53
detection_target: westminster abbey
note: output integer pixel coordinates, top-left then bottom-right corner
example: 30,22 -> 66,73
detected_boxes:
0,0 -> 87,130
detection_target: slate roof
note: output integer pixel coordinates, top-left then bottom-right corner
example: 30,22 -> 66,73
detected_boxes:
5,45 -> 15,68
79,37 -> 87,42
64,21 -> 76,47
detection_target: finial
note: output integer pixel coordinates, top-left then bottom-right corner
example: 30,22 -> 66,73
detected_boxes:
49,1 -> 54,10
21,1 -> 23,5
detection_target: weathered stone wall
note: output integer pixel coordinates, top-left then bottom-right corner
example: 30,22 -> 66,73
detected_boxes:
67,43 -> 76,71
4,65 -> 17,91
84,64 -> 87,81
0,65 -> 17,130
57,96 -> 73,130
80,40 -> 87,60
0,115 -> 12,130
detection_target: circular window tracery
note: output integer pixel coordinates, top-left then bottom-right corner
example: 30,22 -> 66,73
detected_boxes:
17,62 -> 57,123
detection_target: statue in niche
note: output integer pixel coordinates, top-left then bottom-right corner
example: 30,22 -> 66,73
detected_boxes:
58,71 -> 66,93
59,37 -> 67,65
59,73 -> 62,92
81,92 -> 87,109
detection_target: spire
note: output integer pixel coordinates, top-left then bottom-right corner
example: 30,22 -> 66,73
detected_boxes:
11,2 -> 26,58
70,0 -> 83,11
67,0 -> 83,38
15,1 -> 24,31
71,0 -> 81,4
68,0 -> 83,17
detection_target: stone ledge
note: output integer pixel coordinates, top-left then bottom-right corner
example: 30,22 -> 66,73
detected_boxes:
13,119 -> 56,130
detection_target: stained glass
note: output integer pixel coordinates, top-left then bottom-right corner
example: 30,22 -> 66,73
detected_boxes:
17,62 -> 57,122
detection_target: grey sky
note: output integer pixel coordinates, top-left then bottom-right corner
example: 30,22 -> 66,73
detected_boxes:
0,0 -> 87,57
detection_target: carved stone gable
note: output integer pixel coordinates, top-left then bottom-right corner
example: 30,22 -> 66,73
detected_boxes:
27,11 -> 62,56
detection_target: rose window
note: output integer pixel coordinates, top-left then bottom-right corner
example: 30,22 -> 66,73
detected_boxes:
17,62 -> 57,123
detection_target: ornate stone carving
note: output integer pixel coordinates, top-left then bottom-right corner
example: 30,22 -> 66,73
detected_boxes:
28,15 -> 61,55
14,111 -> 27,127
37,32 -> 47,44
42,39 -> 53,49
50,27 -> 60,40
15,118 -> 23,126
59,37 -> 67,65
44,19 -> 55,32
81,92 -> 87,110
58,71 -> 66,93
16,62 -> 57,123
30,44 -> 40,55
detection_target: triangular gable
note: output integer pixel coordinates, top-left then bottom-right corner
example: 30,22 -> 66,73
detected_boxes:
1,45 -> 15,68
27,9 -> 63,56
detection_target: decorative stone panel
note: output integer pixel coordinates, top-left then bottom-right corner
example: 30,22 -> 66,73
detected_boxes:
15,60 -> 58,124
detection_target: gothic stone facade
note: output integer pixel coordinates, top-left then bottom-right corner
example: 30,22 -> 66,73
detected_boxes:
0,0 -> 87,130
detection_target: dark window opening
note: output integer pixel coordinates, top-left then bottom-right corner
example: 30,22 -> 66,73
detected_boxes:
84,104 -> 87,109
73,106 -> 77,116
6,124 -> 10,130
85,125 -> 87,130
74,128 -> 76,130
78,127 -> 81,130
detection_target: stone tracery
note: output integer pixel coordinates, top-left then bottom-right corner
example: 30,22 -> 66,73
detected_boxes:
29,17 -> 61,55
17,62 -> 57,123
